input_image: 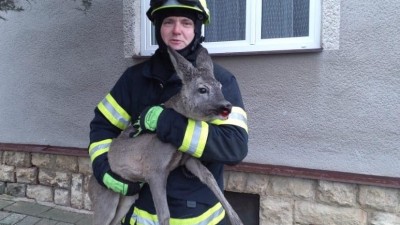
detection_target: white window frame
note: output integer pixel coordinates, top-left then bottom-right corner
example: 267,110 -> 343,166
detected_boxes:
139,0 -> 322,56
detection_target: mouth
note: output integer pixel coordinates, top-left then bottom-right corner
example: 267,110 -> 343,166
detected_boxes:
170,39 -> 182,45
209,107 -> 231,120
219,109 -> 230,119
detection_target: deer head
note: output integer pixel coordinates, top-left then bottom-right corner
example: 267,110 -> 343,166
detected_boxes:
166,46 -> 232,121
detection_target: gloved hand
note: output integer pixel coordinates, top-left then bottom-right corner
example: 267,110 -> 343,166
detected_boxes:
131,105 -> 164,137
102,171 -> 143,196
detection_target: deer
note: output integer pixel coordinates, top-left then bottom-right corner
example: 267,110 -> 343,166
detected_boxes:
89,46 -> 244,225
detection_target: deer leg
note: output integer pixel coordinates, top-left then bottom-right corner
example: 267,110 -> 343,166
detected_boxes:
184,158 -> 244,225
89,176 -> 120,225
148,175 -> 170,225
110,195 -> 137,225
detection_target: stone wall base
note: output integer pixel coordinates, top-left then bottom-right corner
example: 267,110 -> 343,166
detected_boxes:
1,146 -> 399,225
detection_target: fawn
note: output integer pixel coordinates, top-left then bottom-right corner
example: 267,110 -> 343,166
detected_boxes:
89,46 -> 243,225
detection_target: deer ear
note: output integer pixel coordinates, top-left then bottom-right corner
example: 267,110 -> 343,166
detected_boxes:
167,46 -> 193,81
195,47 -> 213,72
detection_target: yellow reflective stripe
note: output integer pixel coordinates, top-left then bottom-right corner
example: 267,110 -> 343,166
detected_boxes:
131,202 -> 225,225
210,107 -> 248,133
179,119 -> 209,158
97,93 -> 131,130
199,0 -> 209,14
154,5 -> 204,14
88,139 -> 112,162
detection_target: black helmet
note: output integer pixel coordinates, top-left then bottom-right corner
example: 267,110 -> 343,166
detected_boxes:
147,0 -> 211,54
146,0 -> 210,24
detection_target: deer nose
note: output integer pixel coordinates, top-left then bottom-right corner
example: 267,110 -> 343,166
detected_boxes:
223,102 -> 232,113
219,101 -> 232,117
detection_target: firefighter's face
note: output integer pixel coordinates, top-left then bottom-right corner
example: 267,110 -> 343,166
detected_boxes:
161,16 -> 195,50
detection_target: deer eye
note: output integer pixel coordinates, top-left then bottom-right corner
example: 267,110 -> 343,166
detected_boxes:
198,87 -> 207,94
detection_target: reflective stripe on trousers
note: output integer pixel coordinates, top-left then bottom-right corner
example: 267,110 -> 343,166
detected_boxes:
124,202 -> 225,225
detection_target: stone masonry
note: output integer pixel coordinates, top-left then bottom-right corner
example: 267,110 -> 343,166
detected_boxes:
0,151 -> 93,212
1,150 -> 400,225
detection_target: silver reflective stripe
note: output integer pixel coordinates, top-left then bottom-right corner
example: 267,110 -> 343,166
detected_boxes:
132,206 -> 224,225
89,142 -> 111,158
101,97 -> 130,129
135,215 -> 159,225
229,110 -> 247,124
194,207 -> 224,225
186,121 -> 203,156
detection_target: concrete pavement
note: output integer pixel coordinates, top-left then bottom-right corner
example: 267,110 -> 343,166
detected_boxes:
0,195 -> 92,225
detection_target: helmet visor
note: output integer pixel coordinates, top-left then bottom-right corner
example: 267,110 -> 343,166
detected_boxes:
150,0 -> 200,8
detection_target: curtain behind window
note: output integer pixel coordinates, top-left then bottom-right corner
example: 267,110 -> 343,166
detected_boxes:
151,0 -> 310,44
262,0 -> 309,39
205,0 -> 246,42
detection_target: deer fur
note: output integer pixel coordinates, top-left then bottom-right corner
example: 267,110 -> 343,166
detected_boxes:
89,46 -> 244,225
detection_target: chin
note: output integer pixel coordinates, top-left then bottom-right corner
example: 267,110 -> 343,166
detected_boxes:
169,44 -> 185,50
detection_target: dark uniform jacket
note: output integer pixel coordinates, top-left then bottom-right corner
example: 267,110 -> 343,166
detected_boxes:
89,46 -> 248,224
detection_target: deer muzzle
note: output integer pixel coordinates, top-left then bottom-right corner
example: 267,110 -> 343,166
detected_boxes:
219,102 -> 232,120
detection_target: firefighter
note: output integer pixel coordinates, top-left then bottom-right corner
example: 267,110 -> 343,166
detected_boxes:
88,0 -> 248,224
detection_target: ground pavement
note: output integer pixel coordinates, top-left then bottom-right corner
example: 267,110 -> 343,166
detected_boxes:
0,195 -> 92,225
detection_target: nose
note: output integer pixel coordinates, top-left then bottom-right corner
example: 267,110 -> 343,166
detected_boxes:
218,101 -> 232,118
220,101 -> 232,113
172,23 -> 182,34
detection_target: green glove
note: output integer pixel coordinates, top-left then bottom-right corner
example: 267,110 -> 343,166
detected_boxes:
103,171 -> 143,196
131,105 -> 164,137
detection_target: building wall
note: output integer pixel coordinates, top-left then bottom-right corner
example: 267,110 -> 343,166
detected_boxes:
0,0 -> 399,179
0,1 -> 133,147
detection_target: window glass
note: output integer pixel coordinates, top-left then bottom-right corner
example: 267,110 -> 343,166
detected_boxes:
205,0 -> 246,42
261,0 -> 310,39
140,0 -> 321,56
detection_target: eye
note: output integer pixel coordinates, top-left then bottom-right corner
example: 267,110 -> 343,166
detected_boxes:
198,87 -> 207,94
182,20 -> 194,27
162,18 -> 174,25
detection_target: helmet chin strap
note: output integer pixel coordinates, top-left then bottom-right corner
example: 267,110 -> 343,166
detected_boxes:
191,36 -> 205,51
190,18 -> 205,52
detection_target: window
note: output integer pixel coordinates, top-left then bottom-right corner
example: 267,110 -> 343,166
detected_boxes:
140,0 -> 321,56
